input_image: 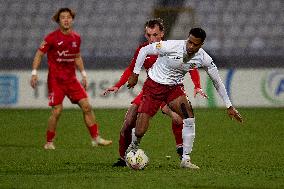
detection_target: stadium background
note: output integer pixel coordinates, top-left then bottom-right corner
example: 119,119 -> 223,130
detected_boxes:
0,0 -> 283,108
0,1 -> 284,188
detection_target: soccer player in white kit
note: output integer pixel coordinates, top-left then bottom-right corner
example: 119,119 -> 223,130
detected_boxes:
127,28 -> 243,169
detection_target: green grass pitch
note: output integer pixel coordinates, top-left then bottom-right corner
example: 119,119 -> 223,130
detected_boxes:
0,108 -> 283,189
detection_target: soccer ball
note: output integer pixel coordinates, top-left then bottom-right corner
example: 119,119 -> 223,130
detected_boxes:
125,149 -> 149,170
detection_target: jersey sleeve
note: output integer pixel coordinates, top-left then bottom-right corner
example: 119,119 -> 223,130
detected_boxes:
133,43 -> 158,74
114,67 -> 133,88
188,68 -> 201,89
114,46 -> 142,88
38,34 -> 52,53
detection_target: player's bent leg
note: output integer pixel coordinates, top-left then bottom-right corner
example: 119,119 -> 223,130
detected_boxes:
168,96 -> 199,168
78,98 -> 96,126
119,105 -> 138,158
113,104 -> 139,167
168,95 -> 194,119
47,104 -> 63,131
171,121 -> 183,159
78,98 -> 112,147
135,112 -> 151,138
125,112 -> 151,156
44,104 -> 63,150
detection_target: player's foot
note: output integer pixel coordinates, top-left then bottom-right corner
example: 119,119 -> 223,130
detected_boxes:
176,146 -> 183,160
180,159 -> 200,169
44,142 -> 55,150
92,136 -> 112,147
112,158 -> 127,167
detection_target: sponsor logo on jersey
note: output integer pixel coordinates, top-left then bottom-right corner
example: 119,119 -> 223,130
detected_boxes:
156,42 -> 162,49
72,42 -> 77,47
57,50 -> 69,56
58,41 -> 63,45
262,71 -> 284,105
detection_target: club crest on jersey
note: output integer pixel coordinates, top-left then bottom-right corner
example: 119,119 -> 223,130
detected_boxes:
72,42 -> 77,47
156,42 -> 162,49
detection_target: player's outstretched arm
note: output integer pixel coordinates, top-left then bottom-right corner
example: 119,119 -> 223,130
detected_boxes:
102,66 -> 134,96
193,88 -> 208,99
227,106 -> 243,123
188,68 -> 208,98
30,50 -> 44,89
101,86 -> 119,96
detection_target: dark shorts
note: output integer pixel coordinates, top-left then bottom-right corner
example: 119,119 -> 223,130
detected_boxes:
138,78 -> 185,117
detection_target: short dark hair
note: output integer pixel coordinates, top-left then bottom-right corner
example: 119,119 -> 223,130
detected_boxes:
145,18 -> 164,31
189,28 -> 206,42
52,8 -> 75,23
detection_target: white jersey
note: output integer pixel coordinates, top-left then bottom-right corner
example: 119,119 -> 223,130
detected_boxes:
133,40 -> 232,108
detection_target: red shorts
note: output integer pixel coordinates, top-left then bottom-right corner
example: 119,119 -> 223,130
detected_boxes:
48,78 -> 87,106
131,91 -> 143,106
131,90 -> 167,109
138,78 -> 185,117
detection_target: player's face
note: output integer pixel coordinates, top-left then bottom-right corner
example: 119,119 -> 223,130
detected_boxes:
58,11 -> 73,31
186,34 -> 203,55
145,25 -> 164,43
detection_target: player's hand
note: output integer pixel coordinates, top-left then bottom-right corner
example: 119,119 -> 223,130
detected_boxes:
101,86 -> 119,96
127,73 -> 139,89
30,75 -> 38,89
82,77 -> 88,90
227,106 -> 243,123
194,88 -> 208,98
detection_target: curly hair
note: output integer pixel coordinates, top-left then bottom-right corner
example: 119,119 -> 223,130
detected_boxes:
52,8 -> 75,23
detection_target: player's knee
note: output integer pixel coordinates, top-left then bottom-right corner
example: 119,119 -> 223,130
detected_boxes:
124,116 -> 136,129
180,102 -> 194,119
81,103 -> 92,113
52,108 -> 62,119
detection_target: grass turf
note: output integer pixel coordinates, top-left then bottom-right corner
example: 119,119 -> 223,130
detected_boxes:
0,108 -> 283,189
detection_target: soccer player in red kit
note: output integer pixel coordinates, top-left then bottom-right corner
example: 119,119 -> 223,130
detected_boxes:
30,8 -> 112,149
102,19 -> 207,166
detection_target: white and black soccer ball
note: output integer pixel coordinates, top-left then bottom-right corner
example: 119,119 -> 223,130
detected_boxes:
125,149 -> 149,170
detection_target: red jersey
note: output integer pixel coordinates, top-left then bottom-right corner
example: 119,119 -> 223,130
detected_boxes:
39,29 -> 81,83
114,42 -> 157,88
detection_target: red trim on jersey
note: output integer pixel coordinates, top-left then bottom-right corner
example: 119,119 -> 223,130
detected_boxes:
189,68 -> 201,89
114,42 -> 158,88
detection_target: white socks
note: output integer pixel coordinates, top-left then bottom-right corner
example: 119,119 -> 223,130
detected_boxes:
182,118 -> 195,160
128,128 -> 140,150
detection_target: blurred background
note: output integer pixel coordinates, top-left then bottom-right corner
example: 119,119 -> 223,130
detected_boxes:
0,0 -> 283,107
1,0 -> 283,69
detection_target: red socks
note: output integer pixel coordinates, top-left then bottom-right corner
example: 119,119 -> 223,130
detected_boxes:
171,121 -> 183,147
119,130 -> 132,159
46,130 -> 55,142
88,124 -> 99,139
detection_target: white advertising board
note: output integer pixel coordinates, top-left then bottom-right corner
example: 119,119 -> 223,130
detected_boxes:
0,69 -> 283,108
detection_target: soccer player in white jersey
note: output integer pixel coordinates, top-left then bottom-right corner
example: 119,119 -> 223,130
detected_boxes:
127,27 -> 243,169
